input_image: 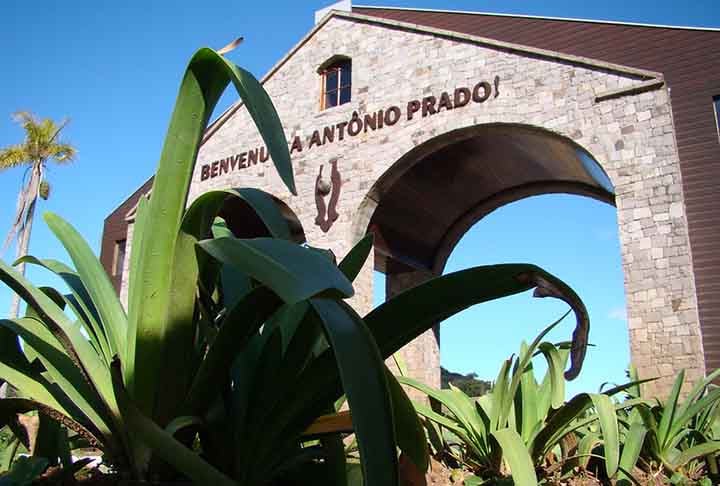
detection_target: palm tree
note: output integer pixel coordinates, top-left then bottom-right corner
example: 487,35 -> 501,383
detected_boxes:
0,111 -> 76,318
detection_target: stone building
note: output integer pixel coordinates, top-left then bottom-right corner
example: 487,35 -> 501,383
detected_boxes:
101,2 -> 720,397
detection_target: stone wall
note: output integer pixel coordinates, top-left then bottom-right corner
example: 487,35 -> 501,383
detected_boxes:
119,13 -> 703,397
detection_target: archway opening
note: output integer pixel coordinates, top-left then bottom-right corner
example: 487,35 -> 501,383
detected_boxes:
363,123 -> 625,394
439,194 -> 627,397
220,194 -> 306,243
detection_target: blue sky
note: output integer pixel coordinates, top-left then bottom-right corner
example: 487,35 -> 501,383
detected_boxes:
1,1 -> 718,396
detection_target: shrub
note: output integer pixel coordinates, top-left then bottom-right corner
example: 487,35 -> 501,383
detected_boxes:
401,317 -> 643,486
0,45 -> 591,485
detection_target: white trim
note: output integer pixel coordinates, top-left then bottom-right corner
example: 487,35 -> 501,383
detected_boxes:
353,5 -> 720,32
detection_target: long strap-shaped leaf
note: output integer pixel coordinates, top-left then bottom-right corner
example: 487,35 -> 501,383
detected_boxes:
618,421 -> 647,484
0,318 -> 114,444
0,398 -> 101,450
15,255 -> 111,364
250,299 -> 398,486
109,360 -> 237,485
669,441 -> 720,470
383,366 -> 429,473
154,188 -> 293,425
590,393 -> 620,478
184,188 -> 293,242
268,263 -> 588,477
0,260 -> 116,416
364,264 -> 589,380
309,299 -> 398,486
399,376 -> 488,452
198,237 -> 353,304
491,428 -> 538,486
184,286 -> 283,413
127,47 -> 295,418
657,369 -> 684,450
500,314 -> 569,430
43,213 -> 126,363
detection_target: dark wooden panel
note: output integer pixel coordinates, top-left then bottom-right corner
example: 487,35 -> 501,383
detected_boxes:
100,177 -> 153,293
354,7 -> 720,372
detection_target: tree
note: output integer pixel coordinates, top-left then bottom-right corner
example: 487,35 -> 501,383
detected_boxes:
441,366 -> 492,397
0,111 -> 76,318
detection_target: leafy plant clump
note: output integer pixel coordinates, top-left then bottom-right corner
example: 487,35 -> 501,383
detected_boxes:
0,44 -> 592,485
402,317 -> 650,486
632,367 -> 720,483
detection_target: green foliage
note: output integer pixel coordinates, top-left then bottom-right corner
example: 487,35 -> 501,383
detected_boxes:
0,45 -> 592,485
635,368 -> 720,480
402,317 -> 639,485
0,456 -> 48,486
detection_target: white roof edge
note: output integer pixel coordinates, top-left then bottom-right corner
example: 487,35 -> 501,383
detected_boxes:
353,4 -> 720,32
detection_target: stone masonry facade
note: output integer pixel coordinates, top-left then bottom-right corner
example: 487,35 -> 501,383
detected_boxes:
120,12 -> 704,397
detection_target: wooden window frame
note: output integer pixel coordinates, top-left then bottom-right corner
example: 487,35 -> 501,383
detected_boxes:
320,60 -> 351,110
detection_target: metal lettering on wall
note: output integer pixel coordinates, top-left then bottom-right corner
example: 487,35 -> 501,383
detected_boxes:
200,77 -> 500,181
314,158 -> 342,232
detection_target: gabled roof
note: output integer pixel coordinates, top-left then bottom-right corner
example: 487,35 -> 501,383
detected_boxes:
201,8 -> 664,147
353,5 -> 720,32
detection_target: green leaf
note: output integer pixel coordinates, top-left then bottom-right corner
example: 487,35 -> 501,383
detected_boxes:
669,441 -> 720,470
590,393 -> 620,477
0,398 -> 101,450
658,370 -> 684,449
124,195 -> 149,389
33,414 -> 63,466
577,431 -> 602,469
165,416 -> 203,437
410,400 -> 474,448
398,377 -> 487,456
682,368 -> 720,407
491,428 -> 538,486
669,388 -> 720,445
42,213 -> 126,363
15,256 -> 110,363
0,318 -> 113,442
338,234 -> 373,283
313,300 -> 397,486
152,187 -> 292,424
127,47 -> 294,421
109,360 -> 236,486
537,342 -> 565,410
185,286 -> 282,413
384,367 -> 429,472
0,456 -> 48,486
517,345 -> 539,444
363,265 -> 589,379
0,260 -> 116,422
261,300 -> 398,486
618,421 -> 647,484
502,314 -> 569,429
198,237 -> 354,303
185,188 -> 292,241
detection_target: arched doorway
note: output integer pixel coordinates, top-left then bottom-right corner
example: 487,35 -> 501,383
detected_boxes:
356,123 -> 616,389
221,194 -> 306,243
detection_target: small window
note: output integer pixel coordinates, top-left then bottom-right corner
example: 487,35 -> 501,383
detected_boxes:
320,59 -> 351,109
114,240 -> 127,277
714,96 -> 720,141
